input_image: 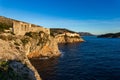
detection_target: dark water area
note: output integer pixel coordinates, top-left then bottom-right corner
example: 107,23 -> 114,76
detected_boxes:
30,36 -> 120,80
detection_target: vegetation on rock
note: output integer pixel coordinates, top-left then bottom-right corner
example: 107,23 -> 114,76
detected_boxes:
21,37 -> 30,46
0,60 -> 36,80
97,32 -> 120,38
25,31 -> 49,46
0,16 -> 13,33
79,32 -> 94,36
50,28 -> 76,37
0,34 -> 16,41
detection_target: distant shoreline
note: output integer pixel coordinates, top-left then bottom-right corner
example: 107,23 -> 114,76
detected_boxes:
97,32 -> 120,38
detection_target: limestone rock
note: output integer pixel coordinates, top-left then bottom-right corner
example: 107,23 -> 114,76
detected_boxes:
23,31 -> 61,58
0,60 -> 40,80
0,38 -> 42,80
50,28 -> 84,43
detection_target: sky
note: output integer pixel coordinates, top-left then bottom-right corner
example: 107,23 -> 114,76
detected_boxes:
0,0 -> 120,34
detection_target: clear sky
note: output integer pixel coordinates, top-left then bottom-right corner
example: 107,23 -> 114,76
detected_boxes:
0,0 -> 120,34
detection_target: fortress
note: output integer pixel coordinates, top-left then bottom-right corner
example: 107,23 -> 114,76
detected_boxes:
0,16 -> 50,35
13,21 -> 50,35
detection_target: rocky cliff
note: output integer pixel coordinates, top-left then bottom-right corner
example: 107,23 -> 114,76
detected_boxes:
0,38 -> 42,80
24,31 -> 61,58
0,16 -> 60,80
0,31 -> 61,80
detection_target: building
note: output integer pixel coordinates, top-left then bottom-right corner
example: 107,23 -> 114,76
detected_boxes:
13,21 -> 50,35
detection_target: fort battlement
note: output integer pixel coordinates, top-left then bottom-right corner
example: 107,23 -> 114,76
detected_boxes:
13,21 -> 50,35
0,16 -> 50,35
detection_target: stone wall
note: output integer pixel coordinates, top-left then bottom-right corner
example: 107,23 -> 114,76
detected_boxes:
13,21 -> 31,35
65,33 -> 80,37
13,21 -> 50,35
31,24 -> 50,35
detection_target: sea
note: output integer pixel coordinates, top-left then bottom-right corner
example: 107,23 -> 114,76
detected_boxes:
30,36 -> 120,80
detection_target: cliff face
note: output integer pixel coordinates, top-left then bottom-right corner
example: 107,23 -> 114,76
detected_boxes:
0,38 -> 41,80
0,31 -> 61,80
0,31 -> 61,58
0,16 -> 60,80
23,31 -> 61,58
0,60 -> 38,80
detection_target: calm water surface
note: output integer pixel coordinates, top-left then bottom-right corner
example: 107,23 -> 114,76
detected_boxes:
30,36 -> 120,80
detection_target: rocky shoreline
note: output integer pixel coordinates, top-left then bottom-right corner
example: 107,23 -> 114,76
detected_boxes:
0,16 -> 84,80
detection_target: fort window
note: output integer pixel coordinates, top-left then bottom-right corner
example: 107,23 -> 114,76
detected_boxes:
25,25 -> 27,31
21,24 -> 24,30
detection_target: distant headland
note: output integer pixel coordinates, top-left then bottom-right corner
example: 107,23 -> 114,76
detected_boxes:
78,32 -> 94,36
97,32 -> 120,38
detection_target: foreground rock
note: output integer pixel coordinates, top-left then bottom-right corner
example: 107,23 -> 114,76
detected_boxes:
97,32 -> 120,38
0,60 -> 38,80
0,31 -> 61,79
0,39 -> 41,80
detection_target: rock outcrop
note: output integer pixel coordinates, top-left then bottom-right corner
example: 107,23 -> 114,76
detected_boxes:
0,30 -> 61,78
23,31 -> 61,58
0,31 -> 61,80
0,60 -> 38,80
0,38 -> 42,80
50,28 -> 84,43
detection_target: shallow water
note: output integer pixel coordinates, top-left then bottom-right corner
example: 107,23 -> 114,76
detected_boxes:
30,36 -> 120,80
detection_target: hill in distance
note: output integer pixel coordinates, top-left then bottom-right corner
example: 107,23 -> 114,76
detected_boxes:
97,32 -> 120,38
78,32 -> 94,36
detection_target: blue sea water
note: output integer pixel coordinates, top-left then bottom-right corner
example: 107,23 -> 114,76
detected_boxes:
30,36 -> 120,80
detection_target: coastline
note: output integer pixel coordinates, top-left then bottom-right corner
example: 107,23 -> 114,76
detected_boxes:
0,16 -> 84,80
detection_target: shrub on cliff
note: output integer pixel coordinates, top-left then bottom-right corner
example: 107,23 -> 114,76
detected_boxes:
25,32 -> 40,39
21,37 -> 30,46
50,28 -> 76,37
25,31 -> 49,46
0,60 -> 36,80
0,22 -> 12,33
0,61 -> 23,80
0,34 -> 16,41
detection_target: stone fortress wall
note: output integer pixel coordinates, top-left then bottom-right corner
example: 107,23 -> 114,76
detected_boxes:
13,21 -> 50,35
54,32 -> 84,43
55,32 -> 80,38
